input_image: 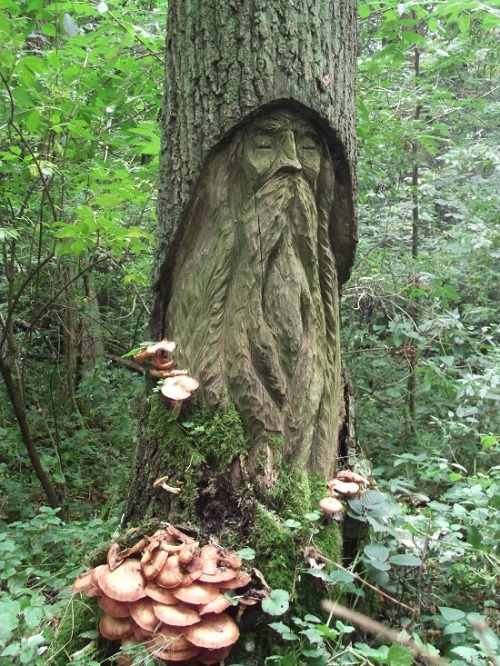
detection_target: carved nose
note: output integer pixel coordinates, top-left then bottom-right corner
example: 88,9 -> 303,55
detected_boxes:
274,131 -> 302,172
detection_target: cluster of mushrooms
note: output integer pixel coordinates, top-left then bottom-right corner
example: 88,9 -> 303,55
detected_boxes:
72,524 -> 258,664
133,339 -> 199,409
318,469 -> 371,518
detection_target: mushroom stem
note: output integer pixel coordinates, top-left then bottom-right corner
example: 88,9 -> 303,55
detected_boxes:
160,481 -> 181,495
153,475 -> 181,495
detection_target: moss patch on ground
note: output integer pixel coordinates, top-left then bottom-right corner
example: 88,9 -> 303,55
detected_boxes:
46,596 -> 98,666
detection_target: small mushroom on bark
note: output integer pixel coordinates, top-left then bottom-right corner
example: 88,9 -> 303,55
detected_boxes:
153,475 -> 181,495
160,375 -> 199,410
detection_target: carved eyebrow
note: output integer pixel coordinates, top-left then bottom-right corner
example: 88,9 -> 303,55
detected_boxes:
252,118 -> 284,132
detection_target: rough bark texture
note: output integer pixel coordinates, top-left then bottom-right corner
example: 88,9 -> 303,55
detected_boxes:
153,0 -> 357,297
124,0 -> 357,557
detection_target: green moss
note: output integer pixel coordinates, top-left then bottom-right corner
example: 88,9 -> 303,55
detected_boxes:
149,397 -> 249,471
252,503 -> 299,591
45,596 -> 98,666
147,397 -> 250,522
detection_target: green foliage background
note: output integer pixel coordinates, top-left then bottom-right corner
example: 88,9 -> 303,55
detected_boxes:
0,0 -> 499,664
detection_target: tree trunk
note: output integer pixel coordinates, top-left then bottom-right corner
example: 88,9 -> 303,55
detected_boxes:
123,0 -> 357,596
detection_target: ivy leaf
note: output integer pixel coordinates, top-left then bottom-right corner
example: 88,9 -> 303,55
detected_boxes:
262,589 -> 290,616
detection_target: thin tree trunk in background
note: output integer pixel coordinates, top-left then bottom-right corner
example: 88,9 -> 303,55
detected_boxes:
407,11 -> 423,425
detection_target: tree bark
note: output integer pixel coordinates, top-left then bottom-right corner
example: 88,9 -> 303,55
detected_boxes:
124,0 -> 357,575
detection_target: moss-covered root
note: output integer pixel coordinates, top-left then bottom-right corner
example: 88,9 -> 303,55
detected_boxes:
45,595 -> 98,666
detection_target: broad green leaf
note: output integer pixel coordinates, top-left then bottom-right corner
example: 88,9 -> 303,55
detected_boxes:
235,547 -> 255,560
283,519 -> 301,528
0,599 -> 21,640
262,589 -> 290,616
359,5 -> 370,19
268,621 -> 298,641
364,543 -> 390,562
389,554 -> 422,567
438,607 -> 466,622
387,644 -> 414,666
443,621 -> 466,635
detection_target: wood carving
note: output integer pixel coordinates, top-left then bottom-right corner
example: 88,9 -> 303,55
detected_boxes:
164,106 -> 345,485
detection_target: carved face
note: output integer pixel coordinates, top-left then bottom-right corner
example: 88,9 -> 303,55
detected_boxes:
165,106 -> 341,479
240,110 -> 323,192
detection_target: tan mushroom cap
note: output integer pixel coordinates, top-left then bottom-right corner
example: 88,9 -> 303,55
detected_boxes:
98,614 -> 134,640
72,568 -> 97,594
183,612 -> 240,649
198,645 -> 233,664
141,547 -> 169,580
152,602 -> 201,626
198,567 -> 238,583
327,479 -> 359,496
318,496 -> 344,515
156,555 -> 184,588
218,570 -> 252,590
152,645 -> 201,662
98,594 -> 131,618
129,598 -> 161,633
96,558 -> 146,603
107,543 -> 123,571
199,545 -> 219,575
131,621 -> 153,642
149,625 -> 193,653
161,375 -> 199,401
145,581 -> 178,604
171,582 -> 220,605
198,593 -> 232,615
336,470 -> 370,485
179,542 -> 199,564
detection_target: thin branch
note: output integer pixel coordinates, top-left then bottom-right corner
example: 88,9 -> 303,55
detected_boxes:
323,601 -> 448,666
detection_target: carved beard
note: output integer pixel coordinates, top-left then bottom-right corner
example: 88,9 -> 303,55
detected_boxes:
225,172 -> 337,471
166,163 -> 340,478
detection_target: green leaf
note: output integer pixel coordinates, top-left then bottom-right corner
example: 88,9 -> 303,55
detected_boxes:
360,490 -> 388,511
388,554 -> 422,567
364,543 -> 390,562
235,547 -> 255,561
443,621 -> 466,635
262,589 -> 290,616
387,644 -> 414,666
359,5 -> 370,19
283,519 -> 301,528
26,110 -> 42,132
438,607 -> 466,622
451,646 -> 481,662
458,13 -> 471,34
268,621 -> 298,641
0,599 -> 21,641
